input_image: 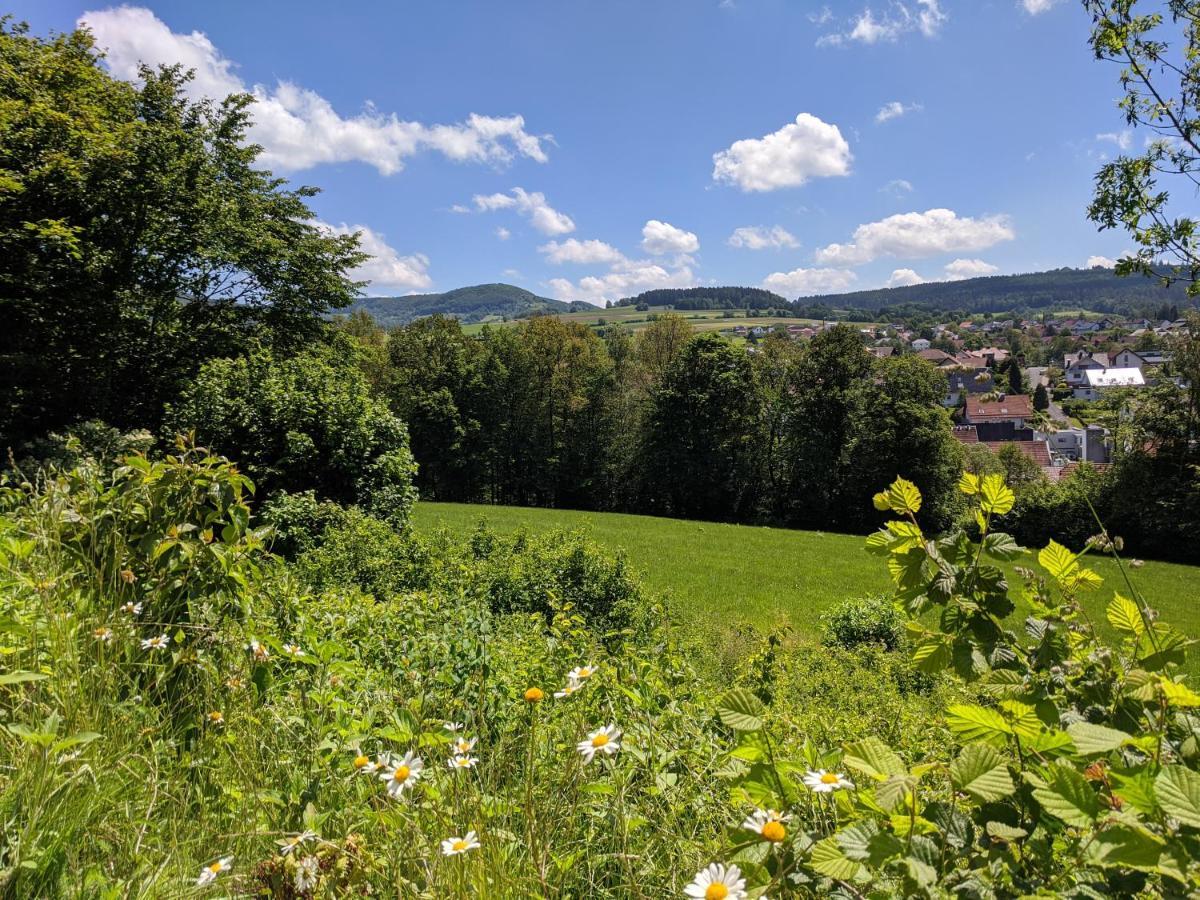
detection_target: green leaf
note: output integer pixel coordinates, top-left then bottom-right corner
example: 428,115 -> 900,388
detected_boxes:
1155,765 -> 1200,828
1038,540 -> 1077,581
876,774 -> 917,813
878,477 -> 922,516
716,688 -> 764,732
946,704 -> 1012,747
1082,825 -> 1164,871
985,821 -> 1027,843
979,475 -> 1014,516
843,737 -> 907,780
1031,764 -> 1101,827
1107,594 -> 1145,637
958,472 -> 980,496
0,671 -> 48,686
1066,722 -> 1131,756
950,743 -> 1015,802
838,820 -> 904,866
981,532 -> 1023,561
809,836 -> 865,881
1109,766 -> 1159,817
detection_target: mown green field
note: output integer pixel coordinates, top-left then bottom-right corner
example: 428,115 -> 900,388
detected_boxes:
459,307 -> 874,336
413,501 -> 1200,648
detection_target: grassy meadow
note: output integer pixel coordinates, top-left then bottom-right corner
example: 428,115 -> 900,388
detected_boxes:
460,307 -> 871,337
413,501 -> 1200,650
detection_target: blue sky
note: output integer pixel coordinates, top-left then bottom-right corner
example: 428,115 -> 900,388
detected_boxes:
14,0 -> 1138,303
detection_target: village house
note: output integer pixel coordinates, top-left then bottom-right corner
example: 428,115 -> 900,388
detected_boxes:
1044,424 -> 1111,464
944,369 -> 995,407
910,337 -> 932,351
963,393 -> 1034,440
1063,351 -> 1111,386
1074,366 -> 1145,401
1112,348 -> 1171,372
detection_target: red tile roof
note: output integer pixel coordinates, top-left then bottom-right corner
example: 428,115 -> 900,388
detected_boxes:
951,425 -> 979,443
965,394 -> 1033,422
983,440 -> 1051,467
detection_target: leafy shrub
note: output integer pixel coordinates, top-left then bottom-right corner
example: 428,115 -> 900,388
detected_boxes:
258,490 -> 350,558
820,593 -> 903,651
165,340 -> 417,521
7,419 -> 154,475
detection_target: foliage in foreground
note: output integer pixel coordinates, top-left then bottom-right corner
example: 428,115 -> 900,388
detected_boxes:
0,450 -> 1197,896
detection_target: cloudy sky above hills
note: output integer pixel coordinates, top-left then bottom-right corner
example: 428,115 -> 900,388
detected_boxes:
17,0 -> 1133,303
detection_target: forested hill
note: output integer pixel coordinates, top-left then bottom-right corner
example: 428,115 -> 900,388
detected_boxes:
803,266 -> 1195,314
615,286 -> 788,310
344,283 -> 583,327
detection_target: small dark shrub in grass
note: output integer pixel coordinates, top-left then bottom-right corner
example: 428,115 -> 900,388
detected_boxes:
820,593 -> 903,651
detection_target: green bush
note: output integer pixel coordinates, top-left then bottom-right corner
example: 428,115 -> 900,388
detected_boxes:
258,490 -> 350,558
820,593 -> 904,651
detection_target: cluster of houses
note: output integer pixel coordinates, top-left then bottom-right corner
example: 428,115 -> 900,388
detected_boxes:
1062,348 -> 1172,401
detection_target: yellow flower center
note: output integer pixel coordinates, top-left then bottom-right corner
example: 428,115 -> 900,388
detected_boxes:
209,712 -> 222,722
208,862 -> 222,873
821,773 -> 840,785
579,668 -> 592,677
524,687 -> 544,703
353,754 -> 369,769
591,733 -> 609,748
452,839 -> 467,852
705,884 -> 729,900
393,765 -> 410,782
761,820 -> 786,842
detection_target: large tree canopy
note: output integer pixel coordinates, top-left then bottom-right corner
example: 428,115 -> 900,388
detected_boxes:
0,21 -> 366,445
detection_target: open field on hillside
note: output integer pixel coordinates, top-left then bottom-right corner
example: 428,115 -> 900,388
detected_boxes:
460,307 -> 876,336
413,501 -> 1200,653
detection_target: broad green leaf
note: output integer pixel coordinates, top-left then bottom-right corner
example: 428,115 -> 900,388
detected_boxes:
809,836 -> 865,881
979,475 -> 1014,516
1082,825 -> 1164,871
1031,764 -> 1101,827
1038,540 -> 1077,581
838,819 -> 899,865
0,671 -> 48,686
1110,766 -> 1159,817
716,688 -> 764,732
1066,722 -> 1131,756
946,704 -> 1012,747
1107,594 -> 1145,637
1155,765 -> 1200,828
985,821 -> 1027,842
1159,678 -> 1200,708
843,737 -> 907,780
981,532 -> 1023,561
874,477 -> 922,516
999,699 -> 1041,739
950,743 -> 1015,802
958,472 -> 980,496
876,774 -> 917,813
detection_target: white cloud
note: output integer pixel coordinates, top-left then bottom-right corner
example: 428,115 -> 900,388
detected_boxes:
641,220 -> 700,255
876,101 -> 921,124
728,225 -> 800,250
819,0 -> 946,46
815,208 -> 1015,266
319,222 -> 431,294
538,238 -> 625,265
1096,130 -> 1132,151
712,113 -> 852,192
547,258 -> 697,305
761,267 -> 857,297
887,268 -> 926,287
944,258 -> 999,280
495,227 -> 511,241
81,7 -> 549,175
1087,255 -> 1117,268
1021,0 -> 1061,13
880,178 -> 915,197
471,187 -> 575,235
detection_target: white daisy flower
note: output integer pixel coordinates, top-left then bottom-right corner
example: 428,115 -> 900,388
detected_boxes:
684,862 -> 746,900
443,721 -> 464,733
282,643 -> 303,657
379,751 -> 423,798
277,829 -> 317,855
451,736 -> 477,755
93,626 -> 113,643
741,808 -> 791,843
440,830 -> 480,856
248,639 -> 270,662
554,677 -> 585,699
196,855 -> 233,886
120,601 -> 143,616
448,754 -> 479,771
576,724 -> 622,763
351,749 -> 380,775
568,663 -> 597,681
803,769 -> 855,793
294,855 -> 319,892
141,633 -> 169,652
206,710 -> 224,726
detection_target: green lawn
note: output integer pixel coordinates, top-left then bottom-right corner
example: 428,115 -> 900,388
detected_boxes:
413,502 -> 1200,652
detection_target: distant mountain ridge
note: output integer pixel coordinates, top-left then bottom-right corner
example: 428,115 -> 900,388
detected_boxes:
344,283 -> 588,328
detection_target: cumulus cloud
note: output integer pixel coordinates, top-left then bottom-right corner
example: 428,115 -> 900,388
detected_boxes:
1087,255 -> 1117,268
814,208 -> 1015,266
944,258 -> 999,280
728,226 -> 800,250
319,222 -> 431,294
712,113 -> 852,192
538,238 -> 626,265
80,6 -> 549,175
761,267 -> 857,297
547,258 -> 697,305
887,268 -> 926,287
1096,130 -> 1132,151
876,101 -> 921,124
1021,0 -> 1061,13
471,187 -> 575,235
818,0 -> 946,46
641,220 -> 700,255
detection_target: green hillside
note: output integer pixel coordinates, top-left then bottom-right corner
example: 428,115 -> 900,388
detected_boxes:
413,501 -> 1200,655
342,283 -> 578,327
